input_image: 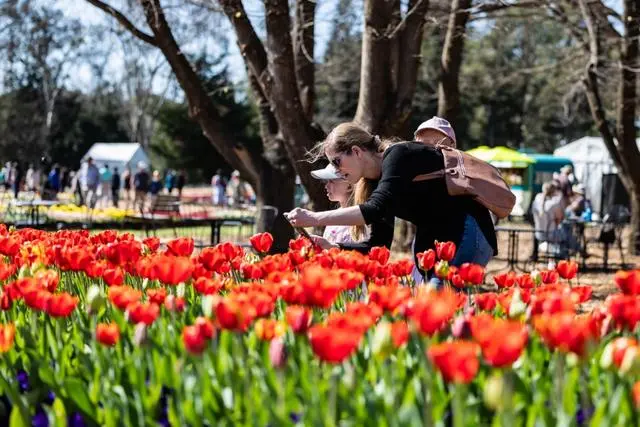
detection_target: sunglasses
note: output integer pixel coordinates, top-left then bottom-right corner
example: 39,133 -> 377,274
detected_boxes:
328,147 -> 351,169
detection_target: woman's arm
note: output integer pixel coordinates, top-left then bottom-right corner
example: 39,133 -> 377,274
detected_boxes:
338,216 -> 394,254
285,205 -> 366,227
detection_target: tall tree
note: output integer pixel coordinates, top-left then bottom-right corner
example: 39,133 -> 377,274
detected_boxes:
85,0 -> 432,250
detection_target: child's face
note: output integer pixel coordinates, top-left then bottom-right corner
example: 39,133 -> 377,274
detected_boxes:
324,179 -> 351,203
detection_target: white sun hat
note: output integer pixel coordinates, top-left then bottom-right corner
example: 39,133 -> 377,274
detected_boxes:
310,164 -> 342,180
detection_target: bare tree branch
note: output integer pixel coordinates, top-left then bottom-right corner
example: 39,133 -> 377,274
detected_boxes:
84,0 -> 158,46
293,0 -> 316,120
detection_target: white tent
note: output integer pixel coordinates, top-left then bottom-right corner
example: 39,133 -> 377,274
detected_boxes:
82,143 -> 150,173
554,136 -> 640,215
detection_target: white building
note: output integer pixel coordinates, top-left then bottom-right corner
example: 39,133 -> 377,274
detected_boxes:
82,143 -> 150,173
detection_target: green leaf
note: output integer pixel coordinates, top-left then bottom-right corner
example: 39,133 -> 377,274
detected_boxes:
38,365 -> 55,387
64,378 -> 96,420
589,401 -> 607,427
9,405 -> 27,427
52,399 -> 67,427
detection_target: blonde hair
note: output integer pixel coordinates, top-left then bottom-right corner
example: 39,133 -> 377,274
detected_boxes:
308,122 -> 397,241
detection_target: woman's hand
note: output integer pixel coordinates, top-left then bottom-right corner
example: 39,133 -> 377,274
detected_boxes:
284,208 -> 319,227
309,234 -> 338,250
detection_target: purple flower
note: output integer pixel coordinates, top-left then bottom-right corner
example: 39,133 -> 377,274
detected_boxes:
289,412 -> 302,423
68,412 -> 86,427
44,391 -> 55,405
576,406 -> 594,426
17,370 -> 29,392
32,407 -> 48,427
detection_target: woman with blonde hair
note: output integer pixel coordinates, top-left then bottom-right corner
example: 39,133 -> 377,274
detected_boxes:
308,163 -> 393,252
286,122 -> 497,280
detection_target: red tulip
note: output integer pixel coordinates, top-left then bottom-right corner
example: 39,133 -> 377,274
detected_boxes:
416,249 -> 436,272
46,293 -> 78,318
493,272 -> 516,289
250,232 -> 274,254
614,270 -> 640,295
308,325 -> 362,364
166,237 -> 195,257
143,237 -> 160,252
96,323 -> 120,346
435,241 -> 456,261
182,325 -> 207,354
285,305 -> 312,334
369,246 -> 391,265
428,341 -> 479,384
557,260 -> 578,280
459,263 -> 485,285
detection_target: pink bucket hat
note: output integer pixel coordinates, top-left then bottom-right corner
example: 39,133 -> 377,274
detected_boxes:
414,116 -> 457,146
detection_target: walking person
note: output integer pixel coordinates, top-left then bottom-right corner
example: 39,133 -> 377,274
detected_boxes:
111,167 -> 121,208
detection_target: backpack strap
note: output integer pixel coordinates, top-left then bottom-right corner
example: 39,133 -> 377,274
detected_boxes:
413,170 -> 445,182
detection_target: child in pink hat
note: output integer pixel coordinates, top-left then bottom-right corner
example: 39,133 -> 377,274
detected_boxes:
414,116 -> 457,148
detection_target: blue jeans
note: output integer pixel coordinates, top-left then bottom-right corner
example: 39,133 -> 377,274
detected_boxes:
428,215 -> 494,286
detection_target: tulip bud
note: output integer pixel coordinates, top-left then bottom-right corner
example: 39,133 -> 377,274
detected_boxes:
434,260 -> 449,279
371,322 -> 394,360
86,285 -> 105,315
451,315 -> 472,339
134,323 -> 148,346
142,278 -> 149,290
29,262 -> 44,276
269,337 -> 287,369
600,341 -> 614,369
620,347 -> 640,375
508,289 -> 527,319
483,373 -> 505,410
530,270 -> 542,286
176,283 -> 185,298
202,295 -> 215,318
18,265 -> 29,279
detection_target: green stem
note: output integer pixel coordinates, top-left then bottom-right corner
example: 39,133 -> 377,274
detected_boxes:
502,370 -> 515,427
451,383 -> 465,427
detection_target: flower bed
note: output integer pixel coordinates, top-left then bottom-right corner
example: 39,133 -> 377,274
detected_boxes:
0,226 -> 639,425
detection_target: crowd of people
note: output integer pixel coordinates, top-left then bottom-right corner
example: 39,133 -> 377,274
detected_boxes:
530,164 -> 591,258
0,158 -> 188,212
210,169 -> 256,208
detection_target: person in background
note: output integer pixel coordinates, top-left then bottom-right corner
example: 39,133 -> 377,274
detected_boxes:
134,162 -> 150,212
47,164 -> 61,194
111,167 -> 121,208
165,169 -> 176,194
122,167 -> 132,205
84,158 -> 100,208
565,184 -> 586,218
150,170 -> 163,196
98,164 -> 112,208
176,170 -> 186,198
25,164 -> 38,192
414,116 -> 457,148
211,169 -> 227,206
12,162 -> 23,199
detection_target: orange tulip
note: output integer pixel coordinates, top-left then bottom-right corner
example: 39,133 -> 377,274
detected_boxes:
0,323 -> 16,352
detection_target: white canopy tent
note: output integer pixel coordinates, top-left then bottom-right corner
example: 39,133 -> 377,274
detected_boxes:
81,143 -> 150,173
554,136 -> 640,216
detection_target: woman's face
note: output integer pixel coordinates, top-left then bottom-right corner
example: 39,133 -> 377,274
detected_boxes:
324,179 -> 351,203
325,145 -> 364,184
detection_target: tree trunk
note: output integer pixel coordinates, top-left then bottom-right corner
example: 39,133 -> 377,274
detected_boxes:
616,0 -> 640,254
437,0 -> 471,137
255,158 -> 295,253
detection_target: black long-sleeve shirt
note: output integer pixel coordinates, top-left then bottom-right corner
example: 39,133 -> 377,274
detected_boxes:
337,213 -> 394,254
359,142 -> 497,258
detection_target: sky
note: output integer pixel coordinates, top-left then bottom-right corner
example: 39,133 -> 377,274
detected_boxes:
56,0 -> 340,95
